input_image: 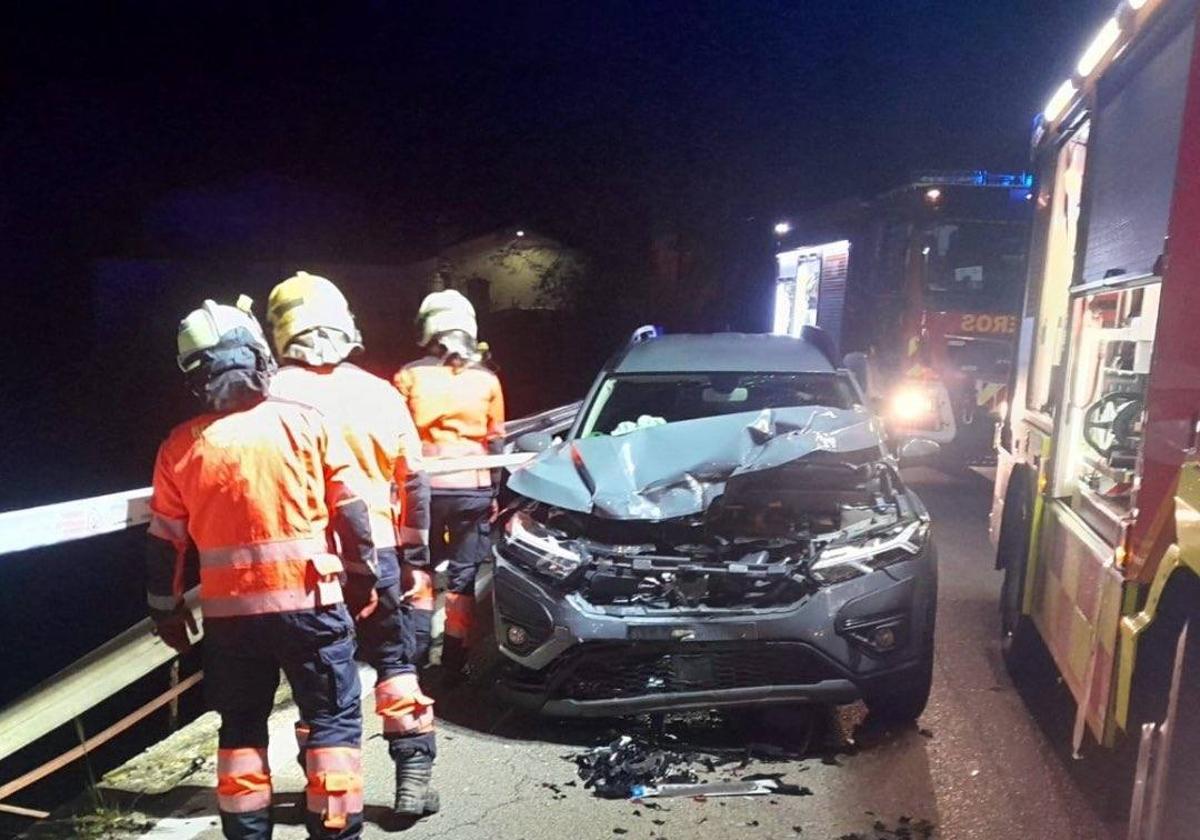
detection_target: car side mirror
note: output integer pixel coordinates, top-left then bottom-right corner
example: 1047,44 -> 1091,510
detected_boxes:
515,431 -> 554,454
898,438 -> 940,465
843,352 -> 870,394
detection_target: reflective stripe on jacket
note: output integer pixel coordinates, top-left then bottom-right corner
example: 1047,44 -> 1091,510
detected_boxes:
393,357 -> 505,491
271,364 -> 428,562
148,397 -> 364,618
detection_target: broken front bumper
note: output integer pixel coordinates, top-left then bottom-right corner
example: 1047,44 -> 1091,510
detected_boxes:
491,543 -> 937,717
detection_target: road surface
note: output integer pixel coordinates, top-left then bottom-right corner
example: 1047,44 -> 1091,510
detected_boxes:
29,469 -> 1126,840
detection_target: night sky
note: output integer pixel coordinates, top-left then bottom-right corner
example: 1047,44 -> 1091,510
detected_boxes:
0,0 -> 1113,502
5,1 -> 1110,260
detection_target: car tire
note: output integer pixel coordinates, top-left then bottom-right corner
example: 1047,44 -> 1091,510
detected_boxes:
865,593 -> 936,724
864,655 -> 933,724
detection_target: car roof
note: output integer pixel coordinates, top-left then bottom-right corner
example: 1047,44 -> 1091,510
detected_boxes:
611,333 -> 837,374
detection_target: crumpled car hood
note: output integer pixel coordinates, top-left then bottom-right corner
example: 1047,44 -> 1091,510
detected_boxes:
507,406 -> 882,520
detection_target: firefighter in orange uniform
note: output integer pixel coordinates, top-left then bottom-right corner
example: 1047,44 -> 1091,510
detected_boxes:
266,272 -> 439,818
146,297 -> 374,840
394,290 -> 505,675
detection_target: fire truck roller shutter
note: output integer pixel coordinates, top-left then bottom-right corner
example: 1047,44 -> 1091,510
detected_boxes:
1081,6 -> 1196,285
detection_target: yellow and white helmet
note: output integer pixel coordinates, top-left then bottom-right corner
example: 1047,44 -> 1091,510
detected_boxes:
416,289 -> 477,347
176,295 -> 272,373
266,271 -> 363,359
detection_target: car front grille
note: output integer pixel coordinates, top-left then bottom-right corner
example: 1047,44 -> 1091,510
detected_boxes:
543,641 -> 841,701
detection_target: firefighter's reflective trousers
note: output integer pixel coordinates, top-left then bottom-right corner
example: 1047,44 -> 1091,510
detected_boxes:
297,550 -> 437,770
206,606 -> 364,840
405,492 -> 491,664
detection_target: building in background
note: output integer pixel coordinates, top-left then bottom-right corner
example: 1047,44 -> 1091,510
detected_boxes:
433,228 -> 581,315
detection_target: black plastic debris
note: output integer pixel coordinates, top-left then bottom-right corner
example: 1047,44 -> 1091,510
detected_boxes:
573,735 -> 700,798
540,781 -> 568,801
836,815 -> 936,840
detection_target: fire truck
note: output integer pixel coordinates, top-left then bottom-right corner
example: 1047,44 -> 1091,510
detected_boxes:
774,171 -> 1032,466
990,0 -> 1198,831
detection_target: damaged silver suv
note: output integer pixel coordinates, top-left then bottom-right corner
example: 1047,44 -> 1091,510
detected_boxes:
493,330 -> 938,722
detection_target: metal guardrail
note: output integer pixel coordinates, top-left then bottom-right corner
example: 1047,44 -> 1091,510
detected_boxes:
0,401 -> 579,557
0,400 -> 579,806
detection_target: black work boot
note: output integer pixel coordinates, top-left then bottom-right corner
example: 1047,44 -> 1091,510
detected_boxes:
393,752 -> 440,817
440,636 -> 468,676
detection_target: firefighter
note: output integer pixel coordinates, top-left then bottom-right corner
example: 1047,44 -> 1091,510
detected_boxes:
266,271 -> 439,818
394,289 -> 505,675
146,297 -> 374,840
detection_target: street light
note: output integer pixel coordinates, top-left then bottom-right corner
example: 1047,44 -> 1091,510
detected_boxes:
515,229 -> 526,237
924,188 -> 942,203
774,221 -> 791,236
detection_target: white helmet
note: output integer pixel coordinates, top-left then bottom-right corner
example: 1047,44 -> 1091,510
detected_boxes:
176,296 -> 272,373
416,289 -> 477,347
266,271 -> 363,361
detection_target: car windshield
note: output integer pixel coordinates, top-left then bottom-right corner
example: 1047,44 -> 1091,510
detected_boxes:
579,372 -> 858,437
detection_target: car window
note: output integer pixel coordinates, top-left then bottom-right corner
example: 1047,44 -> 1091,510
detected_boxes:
579,372 -> 857,437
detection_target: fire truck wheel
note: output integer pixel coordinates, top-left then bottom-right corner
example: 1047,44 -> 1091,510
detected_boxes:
1127,572 -> 1200,738
999,559 -> 1039,677
1119,579 -> 1200,833
997,467 -> 1037,676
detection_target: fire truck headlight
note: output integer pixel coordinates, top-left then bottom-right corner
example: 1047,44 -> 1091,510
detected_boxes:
890,385 -> 936,425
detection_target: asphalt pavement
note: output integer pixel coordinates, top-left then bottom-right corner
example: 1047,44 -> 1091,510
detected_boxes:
31,468 -> 1127,840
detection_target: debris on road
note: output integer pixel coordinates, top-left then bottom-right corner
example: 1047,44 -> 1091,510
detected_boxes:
835,814 -> 936,840
631,780 -> 775,799
572,734 -> 700,798
568,729 -> 813,800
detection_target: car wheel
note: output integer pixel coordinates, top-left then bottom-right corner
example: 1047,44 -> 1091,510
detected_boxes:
864,597 -> 936,724
864,655 -> 933,724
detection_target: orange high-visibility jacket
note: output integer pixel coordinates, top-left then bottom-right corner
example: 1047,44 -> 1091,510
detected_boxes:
147,397 -> 371,619
394,357 -> 505,491
271,363 -> 428,559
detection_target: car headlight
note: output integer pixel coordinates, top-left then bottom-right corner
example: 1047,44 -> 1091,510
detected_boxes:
810,520 -> 929,585
889,385 -> 937,426
502,510 -> 587,580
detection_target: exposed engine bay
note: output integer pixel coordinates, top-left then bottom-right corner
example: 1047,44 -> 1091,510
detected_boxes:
503,449 -> 926,612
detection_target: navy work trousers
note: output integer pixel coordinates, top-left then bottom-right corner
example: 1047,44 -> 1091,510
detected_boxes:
205,605 -> 363,840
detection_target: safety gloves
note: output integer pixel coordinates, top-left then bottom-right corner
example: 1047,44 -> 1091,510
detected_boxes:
344,574 -> 380,622
153,603 -> 198,653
